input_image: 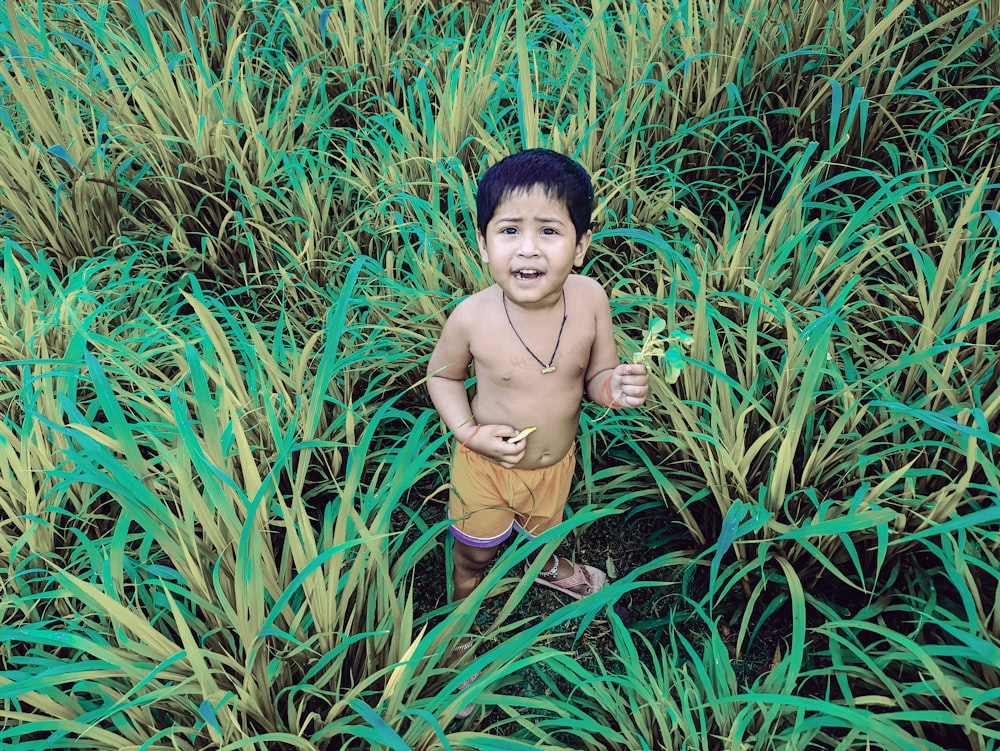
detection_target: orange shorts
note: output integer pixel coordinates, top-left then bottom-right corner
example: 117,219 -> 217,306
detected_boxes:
448,443 -> 576,548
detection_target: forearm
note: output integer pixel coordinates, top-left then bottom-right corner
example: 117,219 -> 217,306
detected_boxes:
586,363 -> 649,409
427,374 -> 479,443
585,368 -> 617,407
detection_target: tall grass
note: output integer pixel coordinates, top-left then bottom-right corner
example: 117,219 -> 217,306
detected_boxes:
2,0 -> 999,747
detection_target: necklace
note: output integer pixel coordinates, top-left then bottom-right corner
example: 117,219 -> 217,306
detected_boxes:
502,290 -> 567,374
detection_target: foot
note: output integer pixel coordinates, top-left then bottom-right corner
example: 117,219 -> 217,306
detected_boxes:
449,641 -> 479,719
529,557 -> 607,600
454,672 -> 479,719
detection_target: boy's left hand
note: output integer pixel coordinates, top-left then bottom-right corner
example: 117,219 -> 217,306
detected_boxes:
610,363 -> 648,408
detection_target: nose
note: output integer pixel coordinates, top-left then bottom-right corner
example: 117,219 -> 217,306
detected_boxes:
517,237 -> 539,257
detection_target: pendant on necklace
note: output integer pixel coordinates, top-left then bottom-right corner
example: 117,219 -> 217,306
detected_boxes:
502,290 -> 568,377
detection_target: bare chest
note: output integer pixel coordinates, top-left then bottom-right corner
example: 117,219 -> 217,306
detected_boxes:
471,316 -> 595,384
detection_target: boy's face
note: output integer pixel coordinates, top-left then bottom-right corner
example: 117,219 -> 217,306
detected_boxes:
477,185 -> 591,308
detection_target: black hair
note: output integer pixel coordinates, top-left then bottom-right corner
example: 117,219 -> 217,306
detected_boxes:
475,148 -> 594,242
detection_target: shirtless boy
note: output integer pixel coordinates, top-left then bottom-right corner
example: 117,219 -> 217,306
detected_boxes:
427,148 -> 649,604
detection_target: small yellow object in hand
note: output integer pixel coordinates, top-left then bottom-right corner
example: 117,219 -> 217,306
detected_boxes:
506,426 -> 537,443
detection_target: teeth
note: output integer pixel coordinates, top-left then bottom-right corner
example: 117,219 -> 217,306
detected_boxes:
517,270 -> 541,278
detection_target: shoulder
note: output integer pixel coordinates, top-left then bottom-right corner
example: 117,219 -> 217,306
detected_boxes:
445,285 -> 500,328
565,274 -> 609,304
431,288 -> 499,367
452,285 -> 499,315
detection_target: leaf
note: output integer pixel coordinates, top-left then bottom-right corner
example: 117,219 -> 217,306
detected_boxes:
348,699 -> 413,751
46,144 -> 78,170
198,699 -> 222,735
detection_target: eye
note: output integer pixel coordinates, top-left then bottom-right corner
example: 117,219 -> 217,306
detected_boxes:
499,226 -> 518,235
541,227 -> 558,235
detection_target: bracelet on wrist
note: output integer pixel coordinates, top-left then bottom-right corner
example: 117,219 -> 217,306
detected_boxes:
459,423 -> 481,452
600,374 -> 625,409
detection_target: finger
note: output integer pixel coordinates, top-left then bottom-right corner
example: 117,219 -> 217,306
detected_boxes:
496,425 -> 520,440
499,440 -> 525,456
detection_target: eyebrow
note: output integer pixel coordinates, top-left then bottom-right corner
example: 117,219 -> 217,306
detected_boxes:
494,214 -> 567,224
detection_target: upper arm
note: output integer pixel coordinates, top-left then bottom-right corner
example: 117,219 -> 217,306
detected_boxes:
582,278 -> 620,383
427,299 -> 474,381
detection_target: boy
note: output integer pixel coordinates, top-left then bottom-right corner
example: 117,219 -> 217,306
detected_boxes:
427,148 -> 649,605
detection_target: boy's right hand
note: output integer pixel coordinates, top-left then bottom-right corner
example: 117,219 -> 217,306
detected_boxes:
464,424 -> 527,468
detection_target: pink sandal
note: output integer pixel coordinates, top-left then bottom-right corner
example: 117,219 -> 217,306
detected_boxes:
529,559 -> 607,600
451,640 -> 479,719
454,672 -> 479,719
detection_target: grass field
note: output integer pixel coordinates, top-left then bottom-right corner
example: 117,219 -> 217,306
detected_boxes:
2,0 -> 999,748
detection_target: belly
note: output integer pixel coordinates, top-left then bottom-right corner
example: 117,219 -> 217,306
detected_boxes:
472,381 -> 582,468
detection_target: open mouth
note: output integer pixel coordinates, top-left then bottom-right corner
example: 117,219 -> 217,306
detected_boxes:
514,270 -> 543,280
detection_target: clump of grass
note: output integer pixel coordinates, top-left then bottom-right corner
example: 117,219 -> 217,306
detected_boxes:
2,0 -> 999,747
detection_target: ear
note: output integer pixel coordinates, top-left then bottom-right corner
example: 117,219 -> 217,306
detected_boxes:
573,229 -> 592,267
477,230 -> 489,263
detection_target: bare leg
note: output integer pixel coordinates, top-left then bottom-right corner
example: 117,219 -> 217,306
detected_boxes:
452,540 -> 499,601
449,539 -> 497,718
